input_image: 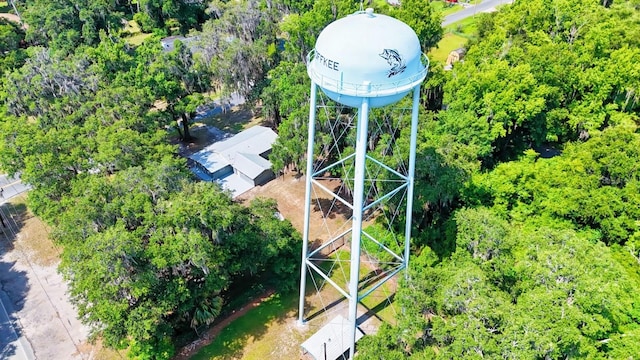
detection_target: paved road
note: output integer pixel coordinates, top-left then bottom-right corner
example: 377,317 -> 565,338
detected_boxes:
442,0 -> 514,26
0,175 -> 30,204
0,288 -> 35,360
0,174 -> 34,360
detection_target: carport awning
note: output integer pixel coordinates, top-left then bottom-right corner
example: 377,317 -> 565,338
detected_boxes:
301,315 -> 364,360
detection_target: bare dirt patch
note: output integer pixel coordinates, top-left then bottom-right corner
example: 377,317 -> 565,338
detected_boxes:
237,173 -> 350,242
0,13 -> 26,28
1,201 -> 59,267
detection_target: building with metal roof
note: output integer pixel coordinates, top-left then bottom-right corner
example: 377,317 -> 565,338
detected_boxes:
160,35 -> 200,52
189,126 -> 277,197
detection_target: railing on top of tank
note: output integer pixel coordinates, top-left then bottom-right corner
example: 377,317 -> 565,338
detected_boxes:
306,49 -> 430,97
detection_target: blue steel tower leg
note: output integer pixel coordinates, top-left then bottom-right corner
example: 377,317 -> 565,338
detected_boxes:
348,94 -> 370,359
404,84 -> 421,278
298,82 -> 318,326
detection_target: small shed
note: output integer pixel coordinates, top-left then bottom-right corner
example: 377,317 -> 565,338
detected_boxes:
444,47 -> 466,70
301,315 -> 365,360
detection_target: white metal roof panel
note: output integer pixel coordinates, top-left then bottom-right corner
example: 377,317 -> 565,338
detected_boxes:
215,173 -> 255,198
209,126 -> 277,158
193,126 -> 277,179
234,153 -> 272,178
301,315 -> 364,360
188,151 -> 230,174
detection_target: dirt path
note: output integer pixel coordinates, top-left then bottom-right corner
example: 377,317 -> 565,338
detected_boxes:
0,13 -> 27,28
173,289 -> 275,360
0,13 -> 19,22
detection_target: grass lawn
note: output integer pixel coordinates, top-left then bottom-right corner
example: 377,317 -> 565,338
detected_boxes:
431,1 -> 463,17
191,292 -> 301,360
429,33 -> 469,63
429,15 -> 480,63
122,20 -> 153,46
192,251 -> 398,359
368,0 -> 480,18
444,15 -> 479,36
312,250 -> 398,325
0,1 -> 10,13
126,32 -> 153,46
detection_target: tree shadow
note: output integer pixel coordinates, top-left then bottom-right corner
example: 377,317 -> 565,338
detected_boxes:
0,202 -> 28,253
0,201 -> 32,358
305,294 -> 348,323
357,293 -> 396,326
0,343 -> 17,359
0,260 -> 30,358
412,144 -> 477,259
205,105 -> 256,134
303,267 -> 393,323
357,269 -> 391,292
313,197 -> 353,220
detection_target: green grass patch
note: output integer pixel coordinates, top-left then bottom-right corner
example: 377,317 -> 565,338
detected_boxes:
191,250 -> 399,359
431,11 -> 480,64
0,1 -> 10,13
444,14 -> 479,37
429,33 -> 469,63
125,32 -> 153,46
191,292 -> 298,360
431,1 -> 463,17
121,19 -> 153,46
370,0 -> 480,18
122,19 -> 142,35
311,250 -> 398,323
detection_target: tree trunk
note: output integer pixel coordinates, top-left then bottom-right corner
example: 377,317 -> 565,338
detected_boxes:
175,119 -> 184,140
181,113 -> 192,142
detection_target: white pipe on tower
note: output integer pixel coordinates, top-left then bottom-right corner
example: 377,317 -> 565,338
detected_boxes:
403,85 -> 421,278
298,82 -> 318,326
348,94 -> 370,358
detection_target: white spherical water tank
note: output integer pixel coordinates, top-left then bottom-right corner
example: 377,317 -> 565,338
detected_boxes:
307,8 -> 429,108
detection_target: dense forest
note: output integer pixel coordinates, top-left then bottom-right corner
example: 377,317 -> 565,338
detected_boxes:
355,0 -> 640,358
0,0 -> 639,359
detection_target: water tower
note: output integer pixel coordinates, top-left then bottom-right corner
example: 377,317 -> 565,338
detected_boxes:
298,8 -> 428,359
